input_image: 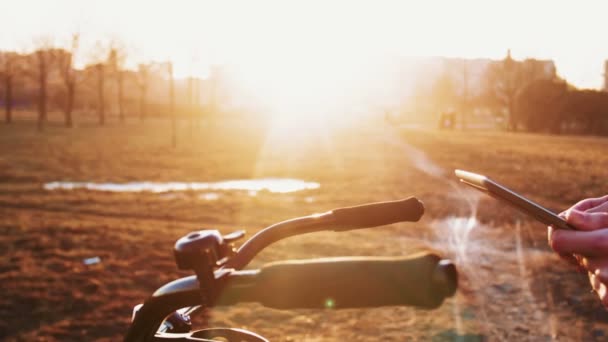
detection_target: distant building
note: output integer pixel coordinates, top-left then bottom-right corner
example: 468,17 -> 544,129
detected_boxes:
402,54 -> 556,98
449,57 -> 554,96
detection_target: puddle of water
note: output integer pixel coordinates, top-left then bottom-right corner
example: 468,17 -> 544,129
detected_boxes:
43,178 -> 320,194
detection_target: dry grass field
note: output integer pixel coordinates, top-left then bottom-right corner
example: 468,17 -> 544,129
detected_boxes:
1,115 -> 608,341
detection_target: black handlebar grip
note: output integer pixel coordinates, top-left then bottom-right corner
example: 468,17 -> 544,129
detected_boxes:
330,197 -> 424,230
221,253 -> 457,310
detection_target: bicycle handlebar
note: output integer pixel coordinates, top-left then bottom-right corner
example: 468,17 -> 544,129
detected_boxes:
124,197 -> 453,342
126,253 -> 456,341
225,197 -> 424,270
218,253 -> 456,309
330,197 -> 424,230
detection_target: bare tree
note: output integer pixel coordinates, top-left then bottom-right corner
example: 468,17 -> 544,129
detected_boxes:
460,59 -> 469,129
108,42 -> 127,123
56,33 -> 80,127
85,42 -> 110,126
431,69 -> 458,111
187,75 -> 195,135
194,77 -> 201,129
0,52 -> 21,124
167,61 -> 176,147
481,50 -> 524,130
36,50 -> 48,130
136,63 -> 149,122
189,50 -> 201,130
31,38 -> 56,131
95,62 -> 105,125
209,66 -> 219,117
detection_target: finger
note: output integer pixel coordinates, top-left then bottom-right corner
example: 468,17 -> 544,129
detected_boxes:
601,287 -> 608,309
589,272 -> 601,292
588,201 -> 608,214
590,272 -> 608,308
580,257 -> 608,281
598,268 -> 608,286
589,267 -> 608,309
571,195 -> 608,212
549,228 -> 608,257
548,226 -> 581,267
584,257 -> 608,285
548,225 -> 556,245
565,209 -> 608,231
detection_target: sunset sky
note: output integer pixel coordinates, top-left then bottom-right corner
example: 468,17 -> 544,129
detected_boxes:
1,0 -> 607,89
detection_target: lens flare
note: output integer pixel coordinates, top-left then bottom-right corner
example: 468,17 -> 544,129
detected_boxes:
324,298 -> 335,309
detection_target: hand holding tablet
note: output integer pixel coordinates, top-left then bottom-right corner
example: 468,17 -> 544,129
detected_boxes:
455,170 -> 608,307
454,169 -> 575,230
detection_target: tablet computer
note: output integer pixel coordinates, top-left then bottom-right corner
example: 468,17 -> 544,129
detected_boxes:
455,169 -> 574,230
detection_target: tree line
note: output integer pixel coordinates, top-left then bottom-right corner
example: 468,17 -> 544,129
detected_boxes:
0,36 -> 216,146
3,41 -> 607,136
425,51 -> 608,135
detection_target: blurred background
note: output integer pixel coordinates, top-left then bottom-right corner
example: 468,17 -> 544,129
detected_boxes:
1,1 -> 608,341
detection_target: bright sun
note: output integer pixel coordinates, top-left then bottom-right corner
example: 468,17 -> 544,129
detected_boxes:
232,52 -> 378,116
